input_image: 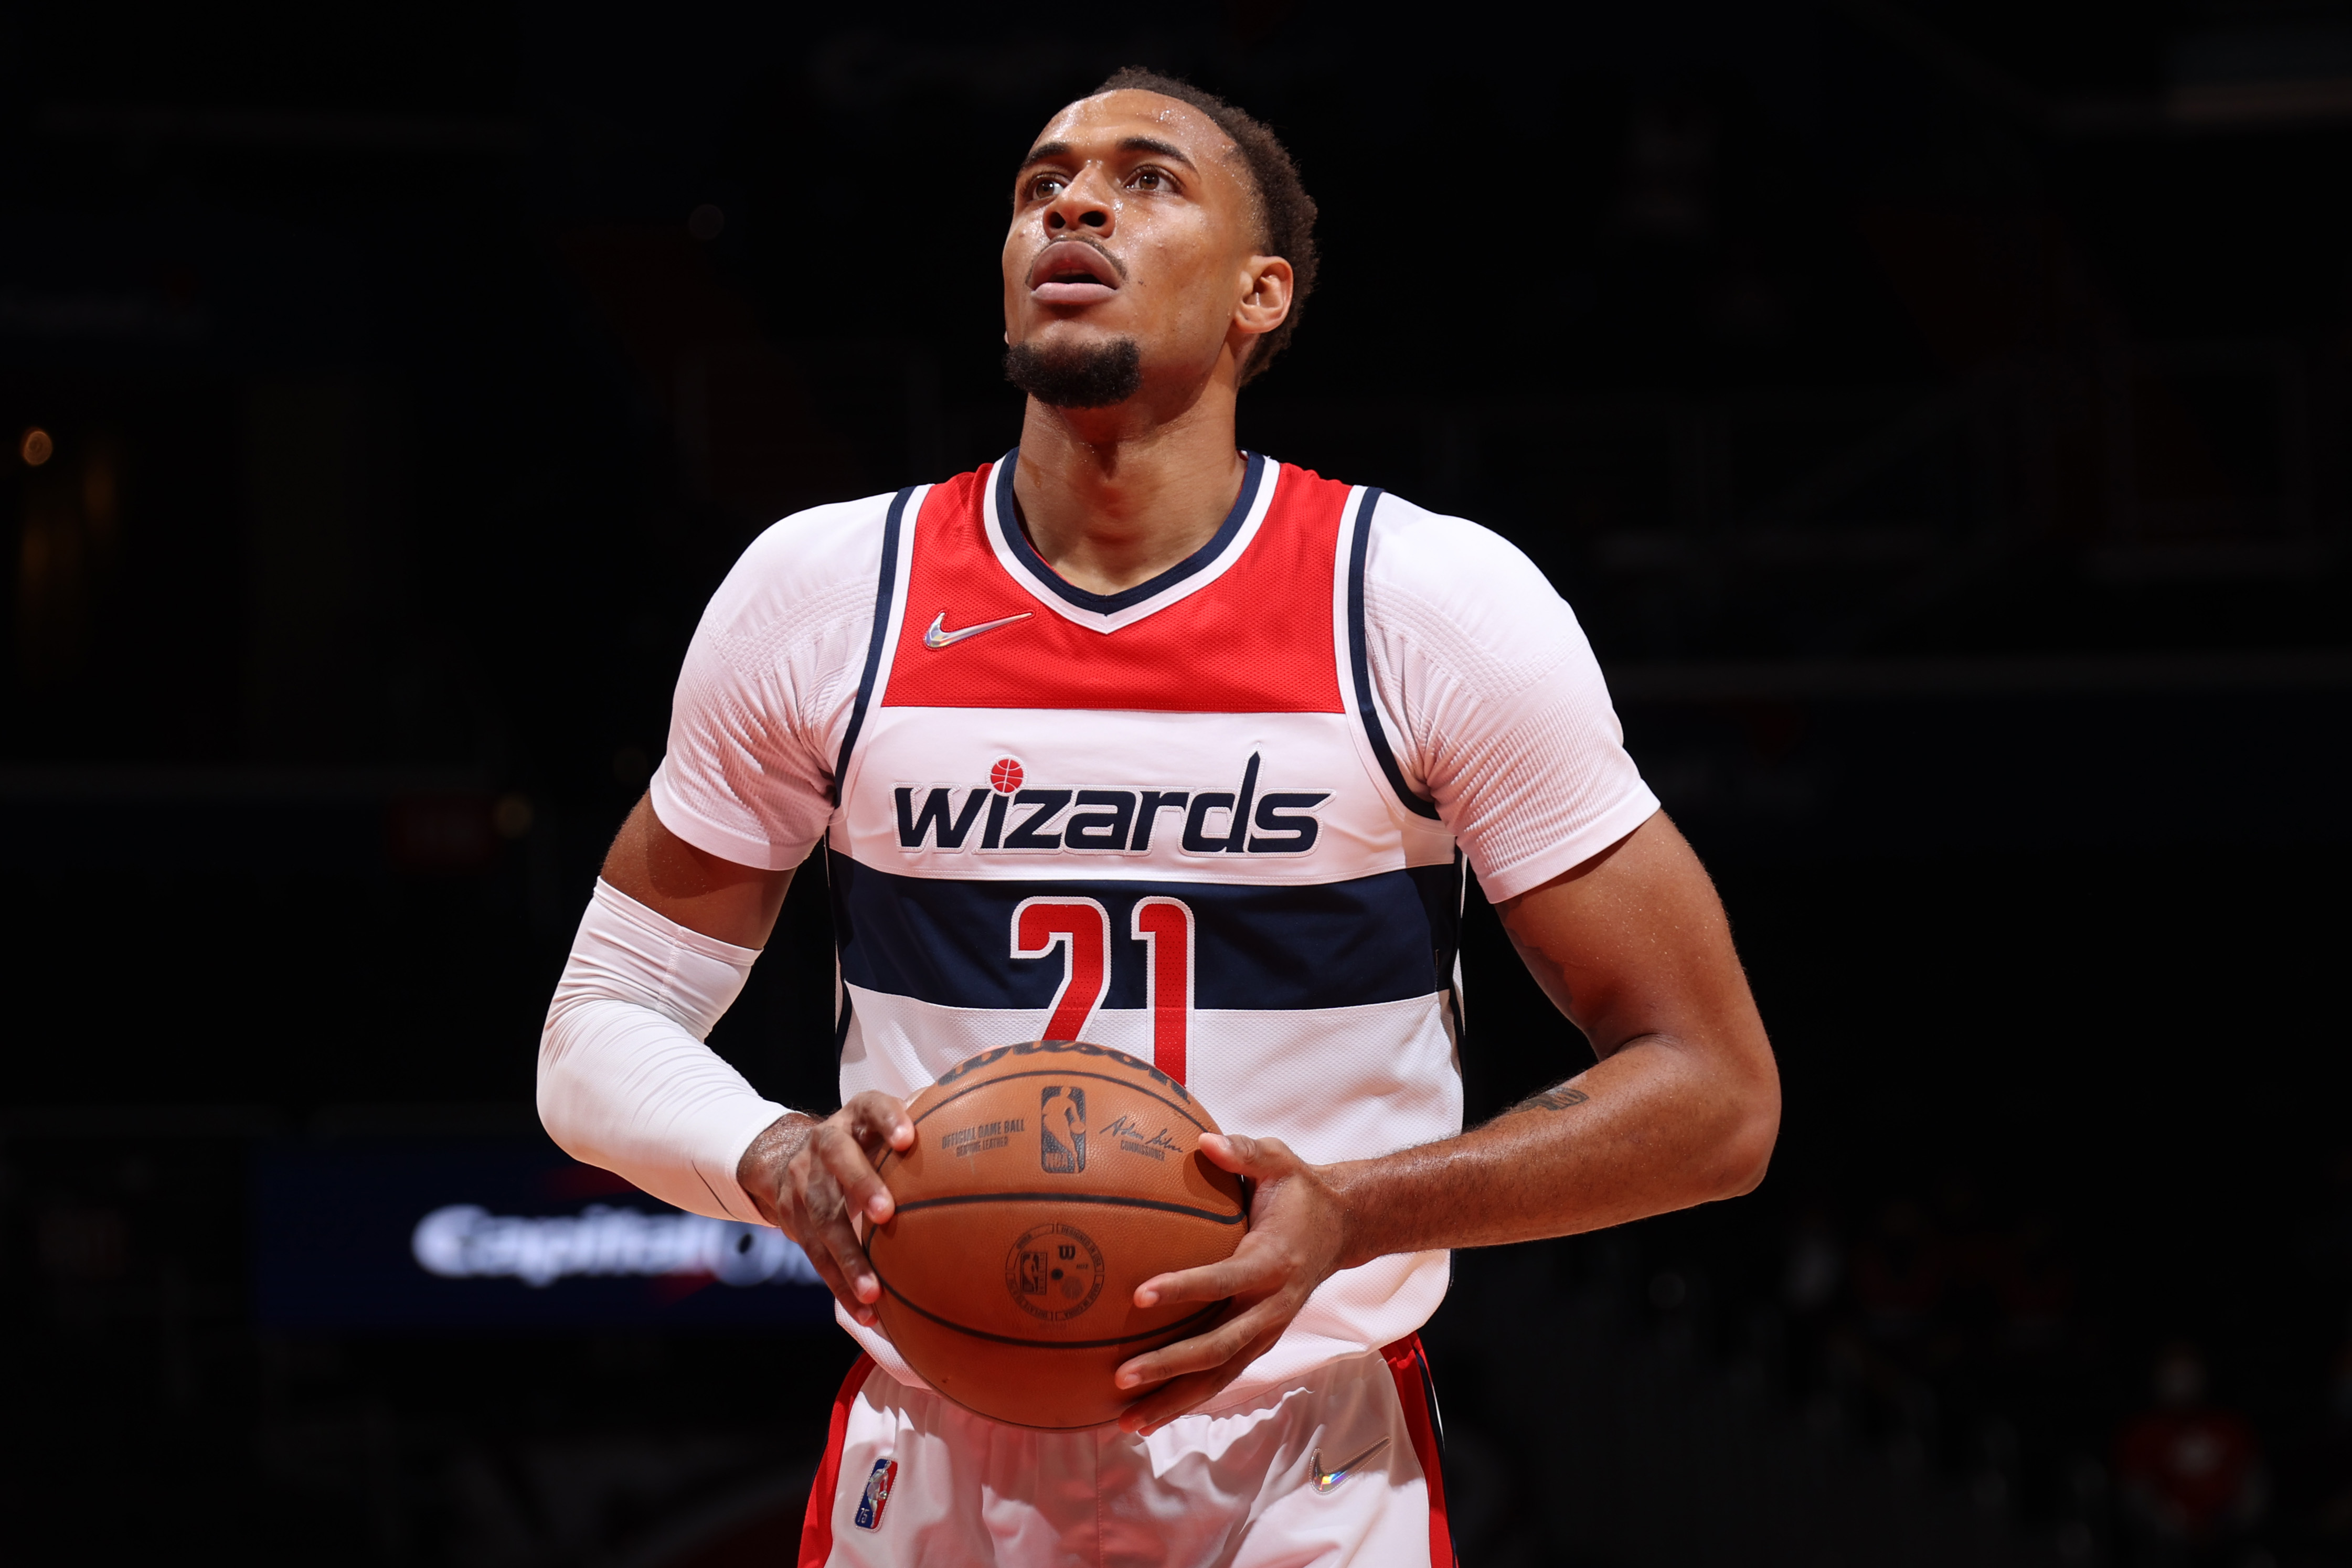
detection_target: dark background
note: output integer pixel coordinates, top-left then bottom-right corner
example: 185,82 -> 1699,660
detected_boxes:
4,2 -> 2350,1564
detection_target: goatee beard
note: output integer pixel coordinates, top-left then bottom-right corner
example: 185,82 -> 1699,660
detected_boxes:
1004,337 -> 1144,409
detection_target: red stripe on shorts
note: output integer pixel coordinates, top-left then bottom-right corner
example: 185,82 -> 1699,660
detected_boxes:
1381,1334 -> 1456,1568
798,1352 -> 875,1568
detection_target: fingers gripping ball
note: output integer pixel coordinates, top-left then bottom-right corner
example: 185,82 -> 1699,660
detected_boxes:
865,1041 -> 1247,1430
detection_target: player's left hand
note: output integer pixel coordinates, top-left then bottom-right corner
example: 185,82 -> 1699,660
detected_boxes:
1112,1132 -> 1350,1435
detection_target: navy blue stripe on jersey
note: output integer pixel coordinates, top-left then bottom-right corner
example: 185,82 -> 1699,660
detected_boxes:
831,486 -> 913,805
993,450 -> 1267,615
828,849 -> 1461,1013
1347,488 -> 1442,820
1436,846 -> 1465,1037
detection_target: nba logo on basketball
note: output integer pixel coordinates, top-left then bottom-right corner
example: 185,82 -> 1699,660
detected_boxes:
1040,1086 -> 1087,1173
853,1458 -> 897,1530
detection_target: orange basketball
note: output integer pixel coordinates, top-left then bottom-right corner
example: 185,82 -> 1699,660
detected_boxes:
865,1041 -> 1248,1430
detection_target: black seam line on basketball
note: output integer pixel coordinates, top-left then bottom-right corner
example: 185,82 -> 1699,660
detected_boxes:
872,1279 -> 1227,1351
1345,487 -> 1441,821
831,485 -> 912,806
890,1191 -> 1244,1224
912,1070 -> 1210,1135
876,1065 -> 1213,1181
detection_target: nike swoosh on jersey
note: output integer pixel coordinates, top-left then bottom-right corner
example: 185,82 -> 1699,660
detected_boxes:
1310,1436 -> 1390,1494
923,611 -> 1033,649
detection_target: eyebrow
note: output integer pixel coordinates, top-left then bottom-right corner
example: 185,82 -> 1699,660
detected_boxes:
1017,135 -> 1199,173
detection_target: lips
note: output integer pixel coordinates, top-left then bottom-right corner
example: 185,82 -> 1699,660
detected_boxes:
1028,240 -> 1122,306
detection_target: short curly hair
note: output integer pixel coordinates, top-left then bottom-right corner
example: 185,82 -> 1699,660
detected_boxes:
1090,67 -> 1319,386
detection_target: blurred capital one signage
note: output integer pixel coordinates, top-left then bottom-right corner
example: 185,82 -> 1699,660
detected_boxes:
410,1201 -> 815,1288
254,1141 -> 831,1329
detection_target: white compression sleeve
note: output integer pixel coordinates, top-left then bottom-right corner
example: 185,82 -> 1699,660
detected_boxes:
538,879 -> 792,1222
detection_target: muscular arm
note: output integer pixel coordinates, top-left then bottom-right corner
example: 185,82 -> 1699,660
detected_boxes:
1328,808 -> 1778,1257
1116,810 -> 1779,1429
600,794 -> 794,948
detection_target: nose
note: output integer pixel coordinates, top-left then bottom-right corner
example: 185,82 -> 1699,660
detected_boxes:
1042,166 -> 1115,237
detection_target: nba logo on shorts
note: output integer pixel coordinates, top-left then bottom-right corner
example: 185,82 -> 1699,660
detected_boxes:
1039,1086 -> 1087,1174
853,1458 -> 897,1530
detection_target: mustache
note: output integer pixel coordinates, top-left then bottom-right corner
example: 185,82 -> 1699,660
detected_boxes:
1029,236 -> 1129,282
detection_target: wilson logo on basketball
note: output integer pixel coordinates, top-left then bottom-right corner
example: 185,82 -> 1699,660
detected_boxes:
892,752 -> 1328,856
930,1039 -> 1195,1106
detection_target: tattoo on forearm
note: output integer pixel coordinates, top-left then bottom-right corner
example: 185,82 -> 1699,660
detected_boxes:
1513,1085 -> 1591,1113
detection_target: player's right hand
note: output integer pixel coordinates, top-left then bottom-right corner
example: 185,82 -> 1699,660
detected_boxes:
737,1094 -> 914,1327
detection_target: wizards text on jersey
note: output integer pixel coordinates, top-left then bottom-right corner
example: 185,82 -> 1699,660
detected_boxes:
893,753 -> 1328,856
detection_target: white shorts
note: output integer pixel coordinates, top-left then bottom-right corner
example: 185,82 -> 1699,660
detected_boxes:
796,1336 -> 1455,1567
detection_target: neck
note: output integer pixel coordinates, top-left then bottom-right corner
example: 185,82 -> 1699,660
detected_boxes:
1009,375 -> 1246,597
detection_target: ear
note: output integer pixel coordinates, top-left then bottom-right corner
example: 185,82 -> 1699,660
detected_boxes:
1232,255 -> 1294,342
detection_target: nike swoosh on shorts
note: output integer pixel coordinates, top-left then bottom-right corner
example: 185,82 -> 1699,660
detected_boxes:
1309,1436 -> 1390,1494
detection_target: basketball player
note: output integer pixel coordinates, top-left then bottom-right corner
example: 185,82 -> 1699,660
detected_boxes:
540,69 -> 1778,1565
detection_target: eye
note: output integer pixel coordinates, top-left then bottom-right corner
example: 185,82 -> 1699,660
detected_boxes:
1128,167 -> 1168,191
1027,173 -> 1066,200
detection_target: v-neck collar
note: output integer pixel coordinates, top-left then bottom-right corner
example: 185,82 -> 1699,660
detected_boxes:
989,449 -> 1270,618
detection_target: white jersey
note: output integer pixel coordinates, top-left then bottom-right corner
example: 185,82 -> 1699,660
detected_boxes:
652,452 -> 1657,1404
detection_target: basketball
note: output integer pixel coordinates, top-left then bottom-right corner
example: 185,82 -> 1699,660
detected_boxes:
864,1040 -> 1249,1430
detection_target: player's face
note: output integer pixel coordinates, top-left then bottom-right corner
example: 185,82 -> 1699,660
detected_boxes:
1005,91 -> 1269,392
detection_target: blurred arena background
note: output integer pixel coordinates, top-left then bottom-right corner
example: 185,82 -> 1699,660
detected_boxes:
4,3 -> 2350,1564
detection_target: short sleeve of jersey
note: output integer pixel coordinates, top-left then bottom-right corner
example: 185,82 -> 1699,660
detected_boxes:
1361,495 -> 1660,904
647,495 -> 892,871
